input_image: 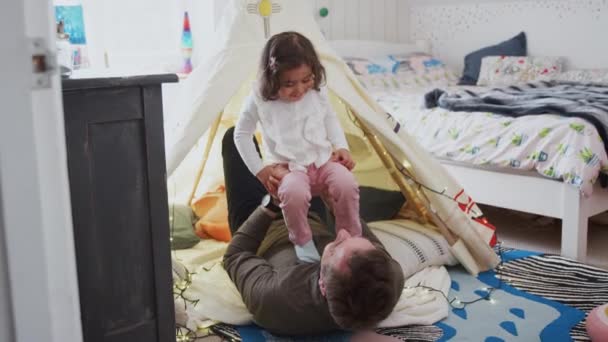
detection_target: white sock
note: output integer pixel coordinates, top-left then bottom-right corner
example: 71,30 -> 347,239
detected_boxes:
295,239 -> 321,263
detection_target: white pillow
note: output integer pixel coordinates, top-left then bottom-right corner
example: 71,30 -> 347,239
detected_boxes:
330,39 -> 428,59
173,256 -> 253,328
477,56 -> 564,86
369,220 -> 458,279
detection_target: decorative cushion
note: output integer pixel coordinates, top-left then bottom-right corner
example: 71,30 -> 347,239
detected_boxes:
389,53 -> 441,73
459,32 -> 527,85
169,202 -> 200,250
331,40 -> 427,61
477,56 -> 564,86
356,71 -> 457,92
406,54 -> 458,85
343,56 -> 390,76
344,53 -> 458,91
343,55 -> 420,76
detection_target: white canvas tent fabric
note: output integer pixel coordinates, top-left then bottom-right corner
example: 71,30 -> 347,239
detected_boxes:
167,0 -> 499,277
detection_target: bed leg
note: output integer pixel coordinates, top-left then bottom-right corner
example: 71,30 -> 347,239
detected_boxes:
561,185 -> 588,261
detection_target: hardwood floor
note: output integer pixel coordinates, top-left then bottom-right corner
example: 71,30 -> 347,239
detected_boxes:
481,205 -> 608,270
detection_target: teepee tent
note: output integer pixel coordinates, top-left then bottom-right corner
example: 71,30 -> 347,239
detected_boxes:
166,0 -> 500,274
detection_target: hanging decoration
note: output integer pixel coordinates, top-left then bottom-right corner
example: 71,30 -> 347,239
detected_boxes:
247,0 -> 282,38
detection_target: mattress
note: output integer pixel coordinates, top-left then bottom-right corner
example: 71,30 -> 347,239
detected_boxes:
370,85 -> 608,196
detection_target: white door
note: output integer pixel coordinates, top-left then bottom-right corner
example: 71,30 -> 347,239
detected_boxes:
0,0 -> 82,341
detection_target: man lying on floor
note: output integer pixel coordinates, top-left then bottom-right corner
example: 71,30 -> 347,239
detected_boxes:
221,127 -> 405,338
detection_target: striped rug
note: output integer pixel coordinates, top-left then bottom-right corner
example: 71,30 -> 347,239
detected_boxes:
497,254 -> 608,341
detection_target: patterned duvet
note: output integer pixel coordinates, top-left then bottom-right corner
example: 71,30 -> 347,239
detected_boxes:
371,86 -> 608,196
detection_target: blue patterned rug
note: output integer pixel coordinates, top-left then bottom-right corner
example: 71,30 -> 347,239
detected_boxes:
210,248 -> 607,341
437,248 -> 585,341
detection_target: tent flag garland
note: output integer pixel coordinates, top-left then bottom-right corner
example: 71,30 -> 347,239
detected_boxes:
166,0 -> 500,275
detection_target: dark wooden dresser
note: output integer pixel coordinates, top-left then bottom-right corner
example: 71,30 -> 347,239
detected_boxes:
62,74 -> 178,342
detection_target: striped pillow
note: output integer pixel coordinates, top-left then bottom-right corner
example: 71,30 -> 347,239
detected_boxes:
369,220 -> 457,279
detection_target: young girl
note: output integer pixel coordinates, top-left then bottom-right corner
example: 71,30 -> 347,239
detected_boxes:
234,31 -> 362,262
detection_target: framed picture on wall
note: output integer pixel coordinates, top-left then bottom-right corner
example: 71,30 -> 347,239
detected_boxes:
54,0 -> 90,69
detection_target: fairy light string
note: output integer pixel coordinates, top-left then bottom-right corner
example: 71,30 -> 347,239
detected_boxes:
171,180 -> 231,341
172,262 -> 231,340
342,99 -> 507,308
403,242 -> 507,311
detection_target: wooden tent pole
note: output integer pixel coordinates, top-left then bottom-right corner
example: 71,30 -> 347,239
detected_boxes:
344,105 -> 429,225
344,104 -> 484,273
188,112 -> 223,206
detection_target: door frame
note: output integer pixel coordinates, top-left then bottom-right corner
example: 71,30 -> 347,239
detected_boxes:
0,0 -> 83,341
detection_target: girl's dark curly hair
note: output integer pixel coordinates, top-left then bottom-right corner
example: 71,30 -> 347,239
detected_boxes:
258,31 -> 326,101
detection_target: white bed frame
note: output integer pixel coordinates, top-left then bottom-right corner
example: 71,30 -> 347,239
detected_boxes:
443,162 -> 608,262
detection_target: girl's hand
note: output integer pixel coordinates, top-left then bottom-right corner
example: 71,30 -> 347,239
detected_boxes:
256,164 -> 289,196
331,148 -> 356,170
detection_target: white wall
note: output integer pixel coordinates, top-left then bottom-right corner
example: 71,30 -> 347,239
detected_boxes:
313,0 -> 410,42
80,0 -> 215,70
409,0 -> 608,71
0,188 -> 14,342
75,0 -> 608,71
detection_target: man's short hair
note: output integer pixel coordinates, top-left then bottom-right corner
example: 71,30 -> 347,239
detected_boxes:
323,248 -> 404,330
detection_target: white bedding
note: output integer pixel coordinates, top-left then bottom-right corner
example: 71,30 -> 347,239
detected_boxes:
371,85 -> 608,196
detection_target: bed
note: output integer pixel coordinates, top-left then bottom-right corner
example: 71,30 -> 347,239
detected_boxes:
330,39 -> 608,262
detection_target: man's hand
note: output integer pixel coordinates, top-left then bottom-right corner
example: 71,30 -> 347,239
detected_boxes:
256,164 -> 289,196
331,148 -> 356,170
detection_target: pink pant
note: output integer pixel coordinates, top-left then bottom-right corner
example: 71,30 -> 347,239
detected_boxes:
278,161 -> 361,246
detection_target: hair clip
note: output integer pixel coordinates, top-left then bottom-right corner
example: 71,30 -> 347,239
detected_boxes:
269,56 -> 278,70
